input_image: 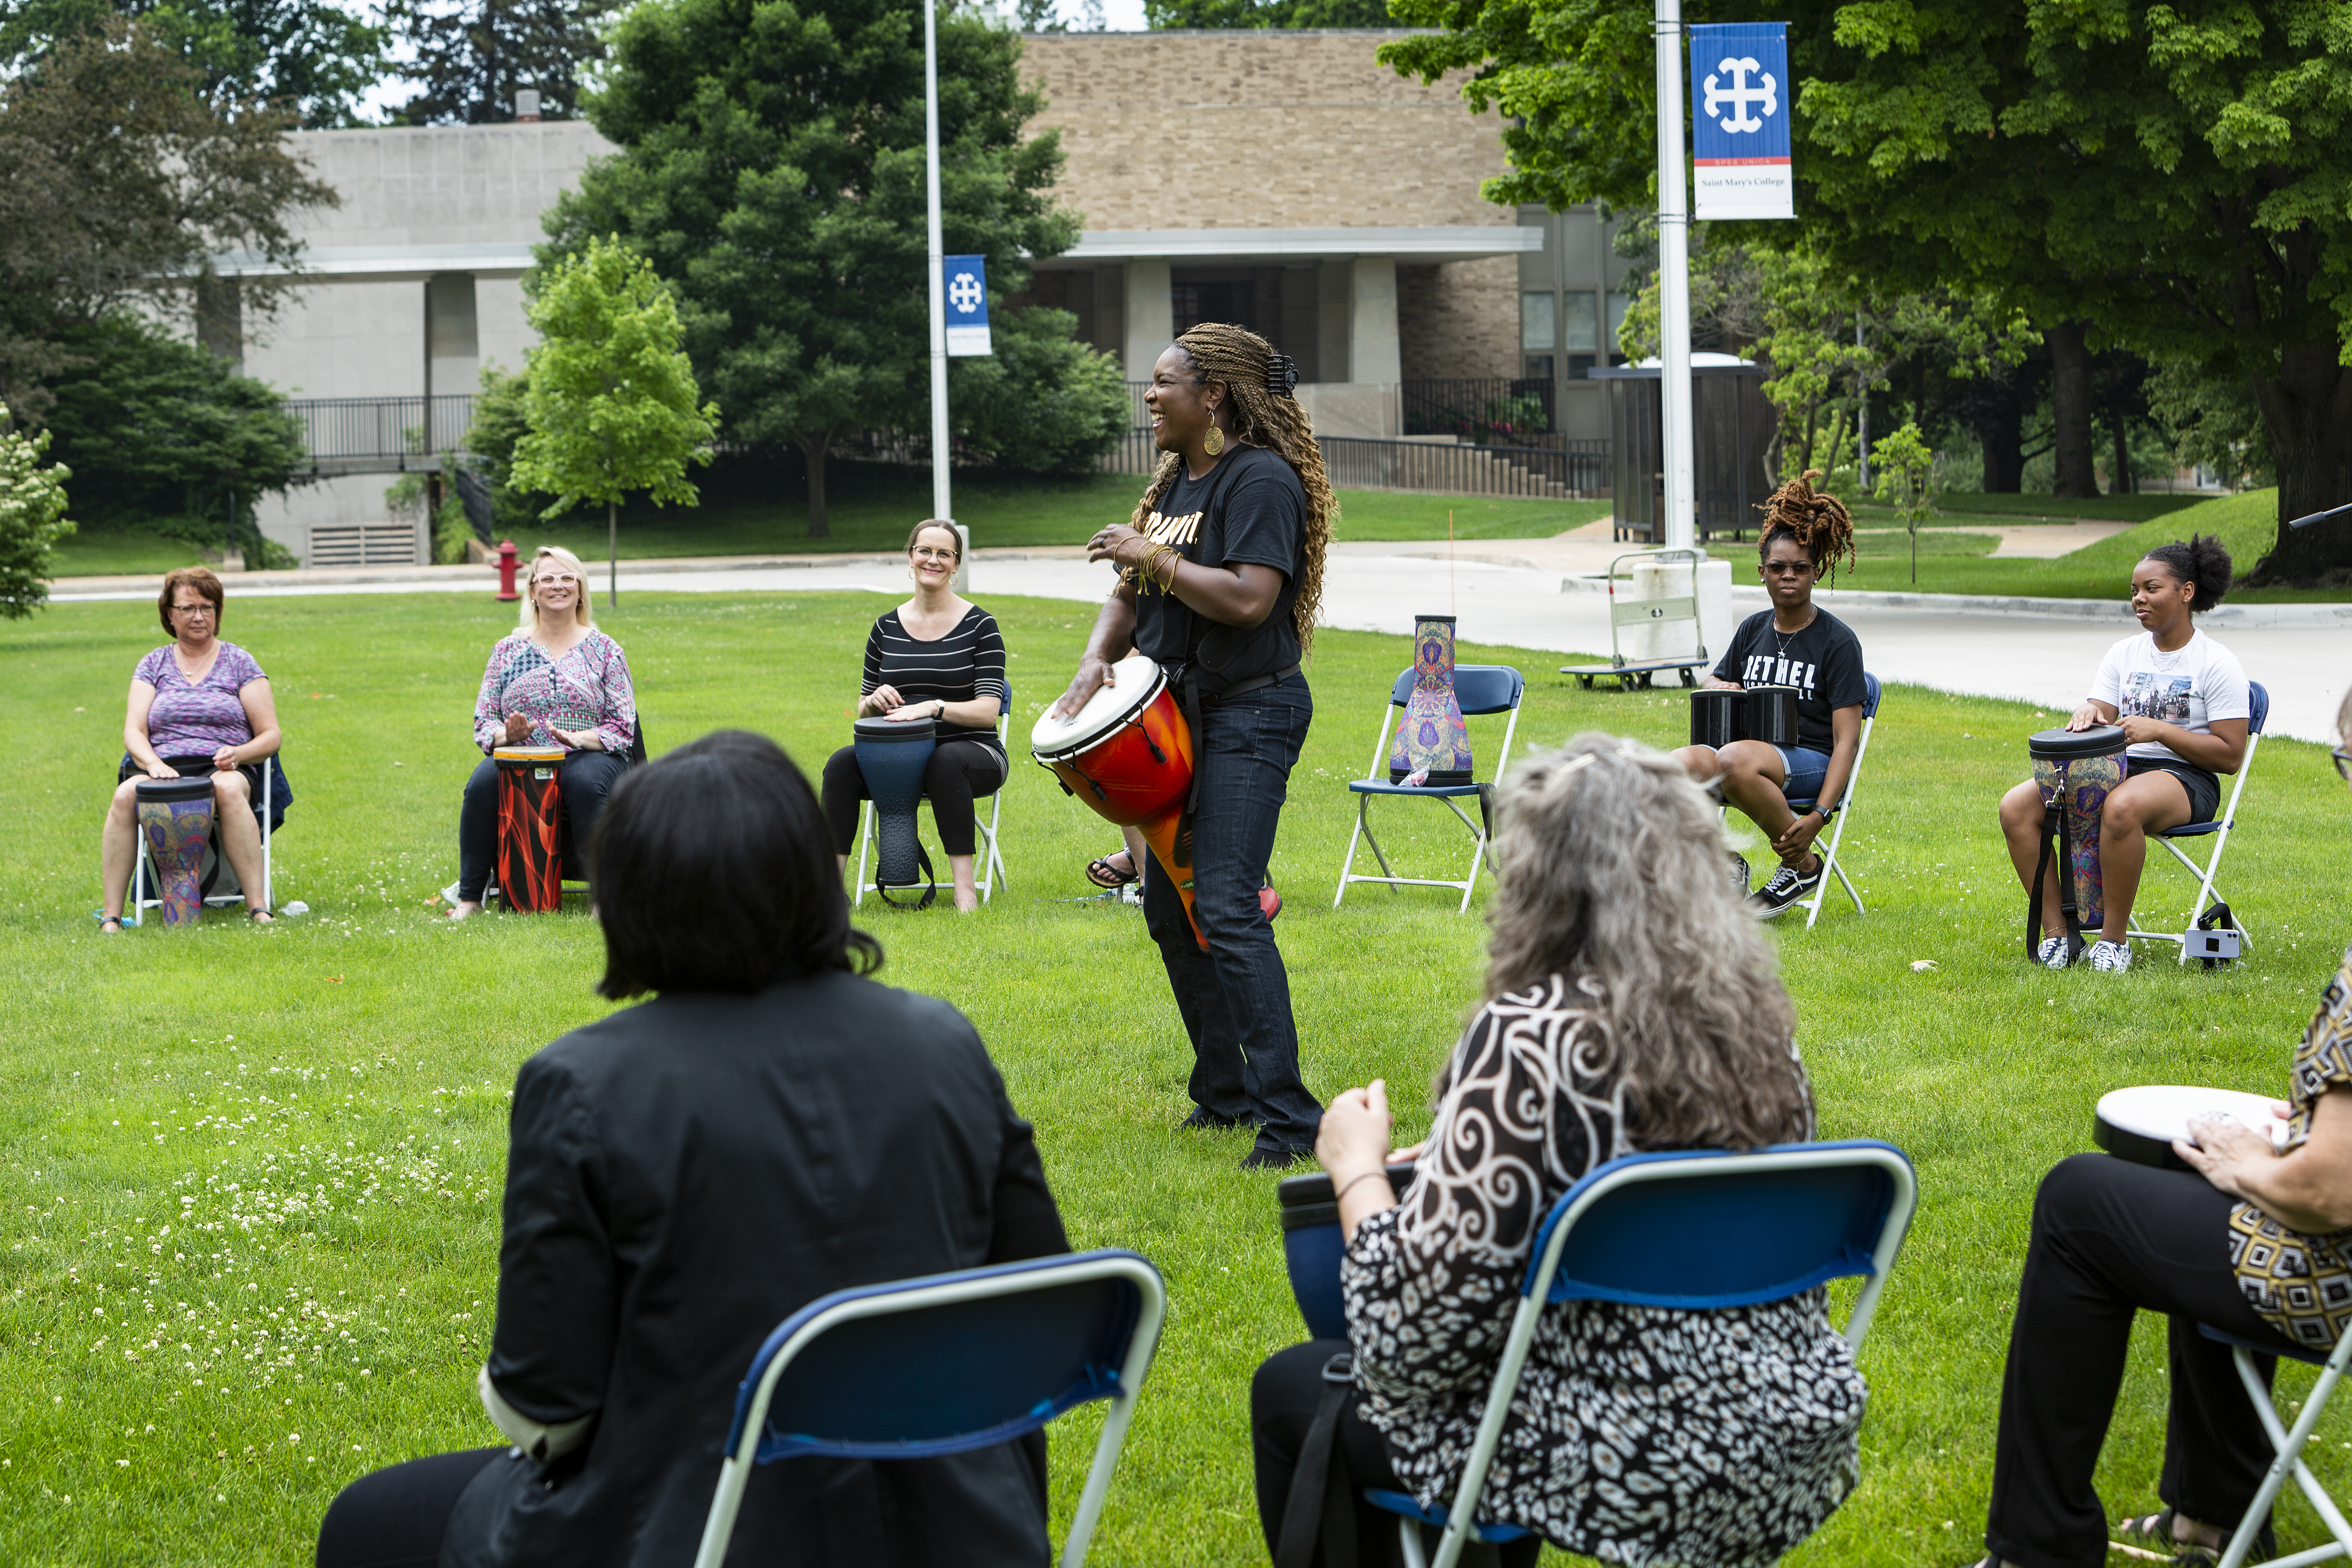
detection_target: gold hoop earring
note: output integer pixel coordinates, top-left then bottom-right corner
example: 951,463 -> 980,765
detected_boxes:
1203,425 -> 1226,457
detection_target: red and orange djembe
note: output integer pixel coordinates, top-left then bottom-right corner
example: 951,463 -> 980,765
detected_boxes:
493,746 -> 567,912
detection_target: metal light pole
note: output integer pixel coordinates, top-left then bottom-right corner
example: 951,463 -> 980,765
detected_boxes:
923,0 -> 952,534
1655,0 -> 1695,552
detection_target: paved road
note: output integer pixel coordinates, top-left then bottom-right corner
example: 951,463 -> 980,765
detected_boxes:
52,547 -> 2348,743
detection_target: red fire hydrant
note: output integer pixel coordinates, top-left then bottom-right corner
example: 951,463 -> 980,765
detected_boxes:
495,539 -> 519,601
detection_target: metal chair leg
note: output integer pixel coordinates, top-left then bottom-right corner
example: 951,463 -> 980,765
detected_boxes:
853,801 -> 872,908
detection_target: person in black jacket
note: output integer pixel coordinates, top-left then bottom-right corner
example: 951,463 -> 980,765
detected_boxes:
315,729 -> 1068,1568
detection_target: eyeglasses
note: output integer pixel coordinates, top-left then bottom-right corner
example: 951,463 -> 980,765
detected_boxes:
170,603 -> 216,617
910,547 -> 959,563
1762,560 -> 1816,578
2333,747 -> 2352,782
535,574 -> 578,587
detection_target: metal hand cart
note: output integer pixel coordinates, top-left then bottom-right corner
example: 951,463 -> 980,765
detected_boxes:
1560,548 -> 1710,690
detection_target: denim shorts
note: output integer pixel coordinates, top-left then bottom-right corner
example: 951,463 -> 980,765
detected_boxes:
1775,745 -> 1832,805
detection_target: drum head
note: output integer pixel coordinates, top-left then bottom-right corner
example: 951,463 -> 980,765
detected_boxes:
493,746 -> 567,763
1030,654 -> 1165,759
2030,725 -> 2127,761
2094,1085 -> 2288,1169
853,715 -> 939,744
134,775 -> 216,803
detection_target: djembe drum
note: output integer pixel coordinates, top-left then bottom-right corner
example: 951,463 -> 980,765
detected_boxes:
1032,654 -> 1204,948
1275,1164 -> 1419,1339
853,715 -> 940,907
136,775 -> 216,927
494,745 -> 568,913
1390,614 -> 1472,786
2027,725 -> 2129,961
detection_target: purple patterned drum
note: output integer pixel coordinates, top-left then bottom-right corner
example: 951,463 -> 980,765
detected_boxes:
136,775 -> 216,927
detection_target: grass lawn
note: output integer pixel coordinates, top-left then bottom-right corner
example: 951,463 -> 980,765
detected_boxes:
1852,491 -> 2209,526
47,526 -> 213,581
5,590 -> 2349,1564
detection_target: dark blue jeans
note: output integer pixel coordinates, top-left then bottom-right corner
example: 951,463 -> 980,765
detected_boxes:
1143,674 -> 1323,1157
457,750 -> 630,901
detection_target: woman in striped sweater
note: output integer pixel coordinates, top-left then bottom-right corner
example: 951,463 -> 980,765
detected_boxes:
821,521 -> 1008,913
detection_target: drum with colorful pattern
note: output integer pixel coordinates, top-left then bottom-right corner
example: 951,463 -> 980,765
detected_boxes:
136,775 -> 216,927
494,746 -> 568,913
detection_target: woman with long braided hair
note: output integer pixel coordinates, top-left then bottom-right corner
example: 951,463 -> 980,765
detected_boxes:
1048,322 -> 1333,1166
1671,470 -> 1870,917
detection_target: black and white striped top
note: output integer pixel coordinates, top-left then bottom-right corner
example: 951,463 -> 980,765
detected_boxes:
861,605 -> 1008,750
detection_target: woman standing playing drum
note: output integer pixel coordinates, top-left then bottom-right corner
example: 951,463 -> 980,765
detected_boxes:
1997,535 -> 2248,973
446,547 -> 636,920
1049,323 -> 1330,1168
820,520 -> 1008,914
97,567 -> 282,930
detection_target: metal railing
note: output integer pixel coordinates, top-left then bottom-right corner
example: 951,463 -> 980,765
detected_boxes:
1401,378 -> 1558,444
283,395 -> 475,474
1317,435 -> 1606,498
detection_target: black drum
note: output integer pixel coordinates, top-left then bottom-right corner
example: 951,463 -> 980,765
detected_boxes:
2094,1086 -> 2287,1170
1744,686 -> 1802,747
1276,1163 -> 1418,1340
1690,689 -> 1741,749
2029,724 -> 2128,761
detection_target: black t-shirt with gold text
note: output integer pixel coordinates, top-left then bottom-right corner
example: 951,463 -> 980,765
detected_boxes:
1130,445 -> 1305,687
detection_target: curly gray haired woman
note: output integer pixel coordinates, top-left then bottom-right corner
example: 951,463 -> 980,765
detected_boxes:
1251,735 -> 1861,1568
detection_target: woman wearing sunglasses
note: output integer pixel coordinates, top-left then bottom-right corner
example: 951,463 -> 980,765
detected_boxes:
1995,534 -> 2248,973
447,546 -> 638,919
1672,471 -> 1868,919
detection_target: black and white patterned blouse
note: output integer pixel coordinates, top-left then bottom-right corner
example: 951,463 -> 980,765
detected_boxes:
1341,973 -> 1869,1566
862,605 -> 1007,751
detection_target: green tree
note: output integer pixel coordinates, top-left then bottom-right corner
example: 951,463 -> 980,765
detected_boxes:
1145,0 -> 1392,27
461,362 -> 554,536
39,314 -> 304,562
0,17 -> 334,424
1869,420 -> 1937,586
0,428 -> 75,619
509,237 -> 719,605
948,307 -> 1128,474
387,0 -> 616,125
1380,0 -> 2352,578
545,0 -> 1078,536
0,0 -> 389,128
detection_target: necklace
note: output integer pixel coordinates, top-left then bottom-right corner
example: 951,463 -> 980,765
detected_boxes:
1771,606 -> 1817,660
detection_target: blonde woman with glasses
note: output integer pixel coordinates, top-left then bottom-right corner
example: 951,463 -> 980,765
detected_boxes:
820,520 -> 1008,913
447,546 -> 638,919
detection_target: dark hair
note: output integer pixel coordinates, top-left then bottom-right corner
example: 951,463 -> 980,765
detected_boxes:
590,730 -> 881,998
906,519 -> 960,560
1756,470 -> 1856,583
2140,533 -> 2232,612
159,566 -> 224,634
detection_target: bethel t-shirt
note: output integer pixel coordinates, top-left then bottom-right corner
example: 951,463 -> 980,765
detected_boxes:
1129,445 -> 1305,687
1710,607 -> 1867,755
2090,627 -> 2250,767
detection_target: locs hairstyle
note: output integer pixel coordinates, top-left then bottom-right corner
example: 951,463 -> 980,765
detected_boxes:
2140,533 -> 2233,613
1128,321 -> 1337,653
1756,469 -> 1857,584
590,730 -> 881,998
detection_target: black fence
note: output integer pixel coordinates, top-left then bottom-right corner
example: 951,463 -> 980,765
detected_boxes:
1317,437 -> 1607,498
1401,378 -> 1558,444
283,395 -> 475,473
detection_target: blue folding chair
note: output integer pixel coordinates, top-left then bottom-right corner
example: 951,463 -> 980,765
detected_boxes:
2128,680 -> 2268,966
690,1248 -> 1164,1568
2194,1320 -> 2352,1568
1334,665 -> 1525,914
1787,671 -> 1882,931
1368,1140 -> 1918,1568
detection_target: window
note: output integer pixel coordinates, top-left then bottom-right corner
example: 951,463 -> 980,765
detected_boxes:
1562,292 -> 1599,353
1524,354 -> 1556,383
1521,291 -> 1556,354
1606,291 -> 1633,356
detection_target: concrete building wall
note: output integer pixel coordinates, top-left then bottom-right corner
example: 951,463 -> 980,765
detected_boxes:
1398,256 -> 1519,383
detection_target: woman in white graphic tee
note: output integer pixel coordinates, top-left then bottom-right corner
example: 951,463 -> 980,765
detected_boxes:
1997,535 -> 2250,974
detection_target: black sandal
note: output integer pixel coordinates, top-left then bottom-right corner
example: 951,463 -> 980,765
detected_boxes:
1085,851 -> 1140,890
2114,1507 -> 2262,1567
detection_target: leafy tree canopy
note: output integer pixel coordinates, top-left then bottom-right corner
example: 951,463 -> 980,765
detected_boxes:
0,427 -> 76,620
545,0 -> 1078,534
1380,0 -> 2352,576
387,0 -> 617,125
1144,0 -> 1394,29
0,0 -> 389,127
948,305 -> 1129,474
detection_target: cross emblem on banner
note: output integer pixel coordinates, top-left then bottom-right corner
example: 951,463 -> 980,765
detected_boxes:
947,271 -> 983,313
1703,56 -> 1778,133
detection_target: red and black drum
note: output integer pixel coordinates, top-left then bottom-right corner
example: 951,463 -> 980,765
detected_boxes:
1031,654 -> 1203,946
494,745 -> 568,913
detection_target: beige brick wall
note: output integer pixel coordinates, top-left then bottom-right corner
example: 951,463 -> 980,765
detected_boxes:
1021,30 -> 1513,233
1399,256 -> 1517,380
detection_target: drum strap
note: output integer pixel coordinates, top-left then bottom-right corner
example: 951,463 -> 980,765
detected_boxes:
2026,798 -> 2086,966
1273,1352 -> 1358,1568
873,843 -> 937,911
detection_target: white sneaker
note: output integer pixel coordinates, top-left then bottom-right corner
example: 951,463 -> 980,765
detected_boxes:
2037,936 -> 2074,970
2089,939 -> 2132,973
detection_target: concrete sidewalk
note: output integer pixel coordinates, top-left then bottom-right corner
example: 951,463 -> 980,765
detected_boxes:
49,543 -> 2351,744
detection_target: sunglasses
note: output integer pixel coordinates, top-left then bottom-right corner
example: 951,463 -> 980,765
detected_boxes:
1762,560 -> 1816,578
2334,747 -> 2352,782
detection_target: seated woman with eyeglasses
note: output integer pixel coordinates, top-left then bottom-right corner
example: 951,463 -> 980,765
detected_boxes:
98,567 -> 283,930
446,546 -> 636,920
1671,472 -> 1867,919
820,520 -> 1008,914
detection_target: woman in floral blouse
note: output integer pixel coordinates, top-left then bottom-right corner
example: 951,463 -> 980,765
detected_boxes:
447,547 -> 636,919
1961,690 -> 2352,1568
1252,735 -> 1867,1568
